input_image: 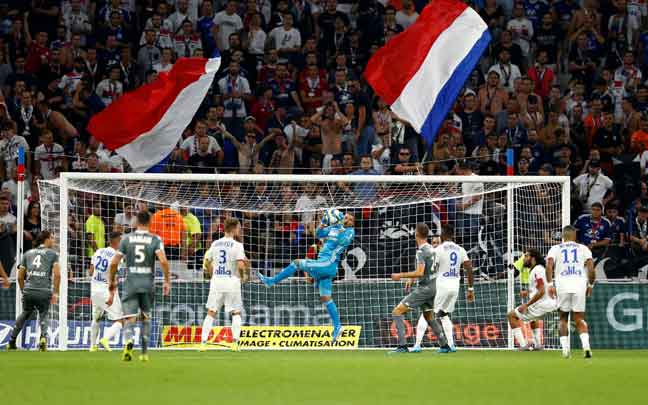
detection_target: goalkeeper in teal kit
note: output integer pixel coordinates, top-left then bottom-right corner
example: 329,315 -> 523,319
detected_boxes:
259,209 -> 355,342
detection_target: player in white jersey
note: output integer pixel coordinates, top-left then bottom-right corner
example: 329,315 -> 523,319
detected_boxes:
507,249 -> 557,351
411,225 -> 474,352
88,232 -> 124,352
200,218 -> 249,351
546,225 -> 595,359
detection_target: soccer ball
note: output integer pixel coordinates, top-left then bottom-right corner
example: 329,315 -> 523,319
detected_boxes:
322,208 -> 344,226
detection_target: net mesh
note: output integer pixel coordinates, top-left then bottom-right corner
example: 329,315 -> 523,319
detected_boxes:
38,175 -> 566,350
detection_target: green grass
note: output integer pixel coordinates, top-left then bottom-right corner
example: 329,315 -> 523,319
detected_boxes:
0,350 -> 645,405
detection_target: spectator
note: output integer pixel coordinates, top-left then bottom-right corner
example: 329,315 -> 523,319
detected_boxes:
311,101 -> 347,173
154,47 -> 174,73
395,0 -> 418,30
95,65 -> 123,106
573,158 -> 615,213
213,0 -> 243,51
1,122 -> 31,180
575,202 -> 611,258
33,129 -> 65,180
218,61 -> 252,134
174,19 -> 202,58
478,71 -> 508,115
268,13 -> 301,64
114,202 -> 135,234
85,202 -> 105,256
507,3 -> 534,59
150,203 -> 187,261
180,119 -> 224,162
137,29 -> 161,81
23,200 -> 41,251
180,205 -> 202,271
391,146 -> 420,175
187,136 -> 220,173
630,205 -> 648,259
224,120 -> 274,173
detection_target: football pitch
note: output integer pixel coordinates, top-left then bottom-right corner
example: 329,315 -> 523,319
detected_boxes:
1,350 -> 645,405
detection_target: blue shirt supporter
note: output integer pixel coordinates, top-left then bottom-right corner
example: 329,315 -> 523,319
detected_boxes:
575,213 -> 612,246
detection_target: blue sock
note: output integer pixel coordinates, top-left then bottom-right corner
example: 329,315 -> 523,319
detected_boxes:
326,300 -> 341,329
270,262 -> 298,284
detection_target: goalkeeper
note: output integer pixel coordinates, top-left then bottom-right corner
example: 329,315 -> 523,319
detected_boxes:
259,210 -> 355,343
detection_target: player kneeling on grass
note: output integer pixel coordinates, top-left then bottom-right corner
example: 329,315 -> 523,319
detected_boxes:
258,209 -> 355,343
546,225 -> 595,359
200,218 -> 249,351
108,211 -> 171,362
6,231 -> 60,351
89,232 -> 126,352
507,249 -> 557,351
410,225 -> 473,353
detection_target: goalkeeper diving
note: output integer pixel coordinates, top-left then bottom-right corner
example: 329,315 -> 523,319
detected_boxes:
258,209 -> 355,343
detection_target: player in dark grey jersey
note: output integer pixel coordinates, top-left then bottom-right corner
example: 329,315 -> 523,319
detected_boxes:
7,231 -> 60,351
108,211 -> 170,362
388,223 -> 452,354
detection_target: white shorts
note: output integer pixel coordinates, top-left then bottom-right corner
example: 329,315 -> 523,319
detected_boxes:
206,277 -> 242,314
91,287 -> 124,321
433,285 -> 459,313
557,290 -> 586,313
514,300 -> 557,322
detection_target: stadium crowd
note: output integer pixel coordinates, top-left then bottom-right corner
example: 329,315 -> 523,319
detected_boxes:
1,0 -> 648,282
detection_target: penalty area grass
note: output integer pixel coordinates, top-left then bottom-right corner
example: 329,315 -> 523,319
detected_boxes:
0,349 -> 644,405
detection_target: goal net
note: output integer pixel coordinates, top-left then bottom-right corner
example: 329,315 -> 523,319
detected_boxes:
37,173 -> 569,350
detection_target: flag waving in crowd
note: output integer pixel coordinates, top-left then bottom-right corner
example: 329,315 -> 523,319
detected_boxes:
87,57 -> 221,172
364,0 -> 490,146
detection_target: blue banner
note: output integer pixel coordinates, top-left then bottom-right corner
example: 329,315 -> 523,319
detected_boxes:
0,320 -> 160,350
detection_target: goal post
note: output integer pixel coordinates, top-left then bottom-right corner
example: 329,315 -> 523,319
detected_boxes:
37,173 -> 569,351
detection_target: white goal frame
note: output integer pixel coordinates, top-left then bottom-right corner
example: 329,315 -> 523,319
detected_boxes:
51,173 -> 570,350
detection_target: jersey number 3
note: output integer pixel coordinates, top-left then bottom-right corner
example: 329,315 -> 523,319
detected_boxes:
215,250 -> 230,276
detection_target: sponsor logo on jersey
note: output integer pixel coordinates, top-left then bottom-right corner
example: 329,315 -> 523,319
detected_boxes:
560,266 -> 582,276
442,270 -> 460,278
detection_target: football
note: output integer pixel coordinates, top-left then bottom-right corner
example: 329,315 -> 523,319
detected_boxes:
322,208 -> 343,226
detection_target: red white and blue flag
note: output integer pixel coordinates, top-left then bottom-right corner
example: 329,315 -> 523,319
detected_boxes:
87,57 -> 221,172
364,0 -> 490,145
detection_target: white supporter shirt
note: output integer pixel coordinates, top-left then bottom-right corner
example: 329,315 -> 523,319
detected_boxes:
435,241 -> 469,290
461,174 -> 484,215
95,79 -> 123,106
34,143 -> 65,180
268,27 -> 301,52
295,194 -> 327,224
488,63 -> 522,93
528,264 -> 556,306
213,11 -> 243,51
180,135 -> 222,156
91,247 -> 118,292
506,17 -> 534,55
547,242 -> 592,293
206,237 -> 246,288
573,172 -> 614,211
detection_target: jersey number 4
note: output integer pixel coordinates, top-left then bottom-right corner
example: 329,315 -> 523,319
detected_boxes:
32,255 -> 42,268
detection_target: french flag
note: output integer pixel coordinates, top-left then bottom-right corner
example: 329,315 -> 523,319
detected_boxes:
364,0 -> 490,146
87,57 -> 221,172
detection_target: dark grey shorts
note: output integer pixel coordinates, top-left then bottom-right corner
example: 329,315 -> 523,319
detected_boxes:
122,291 -> 153,318
400,284 -> 436,312
22,293 -> 51,316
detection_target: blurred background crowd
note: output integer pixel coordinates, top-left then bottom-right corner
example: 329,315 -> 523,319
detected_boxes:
1,0 -> 648,282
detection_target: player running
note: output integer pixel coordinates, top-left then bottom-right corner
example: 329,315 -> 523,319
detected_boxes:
507,249 -> 557,351
88,232 -> 125,352
546,225 -> 594,359
6,231 -> 60,351
108,211 -> 170,362
258,210 -> 355,343
410,225 -> 473,353
200,218 -> 249,351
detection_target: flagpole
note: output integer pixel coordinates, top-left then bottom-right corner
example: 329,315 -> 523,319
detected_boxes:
14,146 -> 25,347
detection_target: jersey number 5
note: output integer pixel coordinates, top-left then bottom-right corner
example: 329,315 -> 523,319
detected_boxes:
135,245 -> 146,263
